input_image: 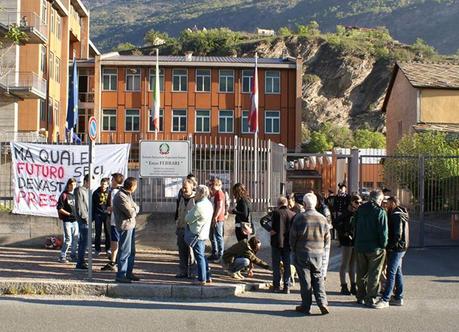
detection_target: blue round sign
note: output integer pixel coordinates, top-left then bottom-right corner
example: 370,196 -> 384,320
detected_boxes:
88,116 -> 97,141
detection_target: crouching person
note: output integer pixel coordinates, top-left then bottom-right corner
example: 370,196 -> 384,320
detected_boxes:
221,237 -> 271,280
290,193 -> 330,315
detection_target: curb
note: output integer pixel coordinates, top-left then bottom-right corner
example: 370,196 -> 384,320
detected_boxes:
0,279 -> 267,299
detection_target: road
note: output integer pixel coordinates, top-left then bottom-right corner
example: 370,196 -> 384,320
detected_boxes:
1,247 -> 458,332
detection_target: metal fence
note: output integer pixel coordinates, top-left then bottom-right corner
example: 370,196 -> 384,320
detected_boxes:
359,152 -> 459,247
0,136 -> 287,213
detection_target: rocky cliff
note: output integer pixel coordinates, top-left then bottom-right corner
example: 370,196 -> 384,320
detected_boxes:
244,36 -> 391,132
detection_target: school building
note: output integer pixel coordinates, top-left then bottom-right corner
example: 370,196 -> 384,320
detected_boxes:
76,53 -> 303,152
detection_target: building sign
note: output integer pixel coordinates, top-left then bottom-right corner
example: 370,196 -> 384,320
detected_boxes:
11,142 -> 130,217
140,140 -> 190,178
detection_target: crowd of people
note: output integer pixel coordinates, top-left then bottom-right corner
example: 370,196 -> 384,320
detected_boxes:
56,174 -> 409,315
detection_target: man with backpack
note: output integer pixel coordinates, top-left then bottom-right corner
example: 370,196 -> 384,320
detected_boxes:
75,175 -> 90,269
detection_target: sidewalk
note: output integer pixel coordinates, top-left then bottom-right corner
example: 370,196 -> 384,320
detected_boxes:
0,247 -> 271,299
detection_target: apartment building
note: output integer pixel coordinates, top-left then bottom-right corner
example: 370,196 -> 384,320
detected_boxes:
0,0 -> 95,141
77,53 -> 303,152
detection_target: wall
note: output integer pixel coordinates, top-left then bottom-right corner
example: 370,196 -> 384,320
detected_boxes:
420,89 -> 459,124
386,69 -> 419,154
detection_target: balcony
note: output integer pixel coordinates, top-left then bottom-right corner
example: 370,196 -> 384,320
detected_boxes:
0,72 -> 47,100
0,11 -> 48,44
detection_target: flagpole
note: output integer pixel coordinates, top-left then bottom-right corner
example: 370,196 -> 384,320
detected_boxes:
154,48 -> 159,140
254,53 -> 258,208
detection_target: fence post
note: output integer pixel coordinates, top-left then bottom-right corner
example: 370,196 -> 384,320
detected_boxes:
233,135 -> 238,186
419,155 -> 425,247
188,134 -> 193,174
349,148 -> 360,195
267,139 -> 272,208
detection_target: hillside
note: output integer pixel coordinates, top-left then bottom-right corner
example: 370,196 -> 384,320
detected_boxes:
83,0 -> 459,54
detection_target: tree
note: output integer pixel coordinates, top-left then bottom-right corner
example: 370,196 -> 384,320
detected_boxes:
112,42 -> 136,52
302,132 -> 332,153
412,38 -> 437,58
296,21 -> 320,38
278,26 -> 292,37
320,122 -> 353,148
144,29 -> 169,47
384,132 -> 459,210
178,28 -> 241,56
353,129 -> 386,148
0,17 -> 28,79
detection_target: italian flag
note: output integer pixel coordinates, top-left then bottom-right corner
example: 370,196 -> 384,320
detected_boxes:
248,54 -> 258,133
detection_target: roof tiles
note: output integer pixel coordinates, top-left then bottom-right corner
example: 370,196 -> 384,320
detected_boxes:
398,62 -> 459,89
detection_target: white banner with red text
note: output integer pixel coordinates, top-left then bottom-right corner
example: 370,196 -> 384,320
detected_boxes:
11,142 -> 130,217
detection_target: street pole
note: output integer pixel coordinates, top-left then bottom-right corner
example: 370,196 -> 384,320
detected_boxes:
87,139 -> 95,280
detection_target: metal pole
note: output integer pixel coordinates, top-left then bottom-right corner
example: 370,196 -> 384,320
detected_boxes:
349,148 -> 360,195
87,139 -> 95,280
419,155 -> 425,248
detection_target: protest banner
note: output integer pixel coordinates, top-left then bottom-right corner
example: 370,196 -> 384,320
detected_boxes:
11,142 -> 130,217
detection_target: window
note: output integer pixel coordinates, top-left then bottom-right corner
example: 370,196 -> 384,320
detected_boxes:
149,68 -> 164,92
219,110 -> 233,133
219,70 -> 234,93
47,98 -> 53,124
241,110 -> 249,134
126,68 -> 141,91
41,0 -> 47,24
265,70 -> 280,94
77,108 -> 86,134
55,57 -> 60,83
56,15 -> 62,40
363,182 -> 373,189
102,109 -> 117,131
40,99 -> 46,122
172,69 -> 187,92
50,9 -> 55,33
125,109 -> 140,131
377,182 -> 384,189
196,69 -> 211,92
265,111 -> 280,134
54,101 -> 60,126
242,70 -> 254,93
102,68 -> 117,91
40,46 -> 46,73
172,110 -> 187,132
148,109 -> 164,132
49,52 -> 54,81
196,110 -> 210,133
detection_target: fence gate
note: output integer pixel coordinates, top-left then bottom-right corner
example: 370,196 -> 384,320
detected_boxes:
359,152 -> 459,248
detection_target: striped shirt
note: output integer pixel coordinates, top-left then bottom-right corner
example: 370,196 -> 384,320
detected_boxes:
289,209 -> 330,257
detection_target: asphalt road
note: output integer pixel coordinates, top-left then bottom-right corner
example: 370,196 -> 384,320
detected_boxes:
1,247 -> 458,332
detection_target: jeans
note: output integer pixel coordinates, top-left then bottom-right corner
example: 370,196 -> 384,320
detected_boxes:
210,221 -> 224,257
94,213 -> 110,252
339,246 -> 356,285
192,240 -> 211,282
60,221 -> 79,259
293,253 -> 328,312
76,221 -> 88,267
176,228 -> 191,275
230,257 -> 250,273
235,227 -> 248,242
272,246 -> 291,288
356,249 -> 386,303
116,228 -> 136,279
382,251 -> 406,301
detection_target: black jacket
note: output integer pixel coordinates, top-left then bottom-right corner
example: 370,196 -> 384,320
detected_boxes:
387,206 -> 409,252
232,198 -> 251,224
56,191 -> 76,222
270,206 -> 296,249
335,207 -> 355,247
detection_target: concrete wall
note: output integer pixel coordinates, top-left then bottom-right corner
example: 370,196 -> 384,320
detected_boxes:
0,211 -> 271,252
386,69 -> 418,154
420,89 -> 459,123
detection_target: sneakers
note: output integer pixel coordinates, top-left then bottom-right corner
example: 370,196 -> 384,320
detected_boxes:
192,280 -> 206,286
101,262 -> 116,271
283,287 -> 290,294
228,271 -> 244,280
373,299 -> 390,309
390,298 -> 404,306
58,257 -> 68,263
340,284 -> 351,295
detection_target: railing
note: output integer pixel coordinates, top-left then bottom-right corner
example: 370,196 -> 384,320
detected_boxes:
79,92 -> 94,103
1,72 -> 47,97
0,11 -> 48,40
